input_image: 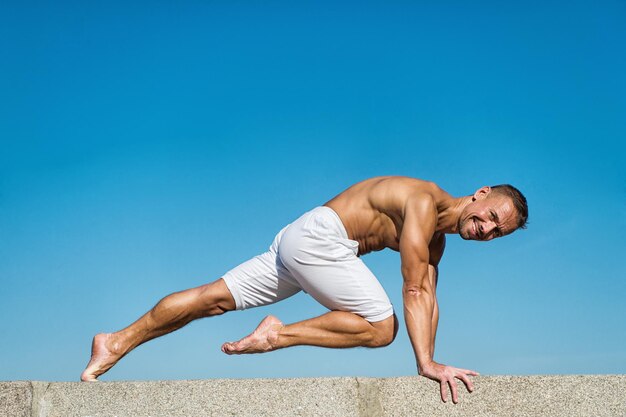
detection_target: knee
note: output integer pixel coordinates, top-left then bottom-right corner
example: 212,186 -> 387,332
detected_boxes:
195,281 -> 236,316
367,314 -> 398,348
166,280 -> 234,319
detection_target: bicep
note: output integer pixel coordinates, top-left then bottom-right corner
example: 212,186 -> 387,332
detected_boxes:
399,196 -> 437,289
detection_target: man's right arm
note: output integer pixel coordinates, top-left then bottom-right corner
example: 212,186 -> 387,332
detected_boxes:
400,195 -> 479,404
427,233 -> 445,358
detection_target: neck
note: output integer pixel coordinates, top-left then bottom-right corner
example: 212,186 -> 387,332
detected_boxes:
435,195 -> 473,234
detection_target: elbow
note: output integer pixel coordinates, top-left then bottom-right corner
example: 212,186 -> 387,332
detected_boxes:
402,284 -> 434,316
402,265 -> 432,300
402,284 -> 430,299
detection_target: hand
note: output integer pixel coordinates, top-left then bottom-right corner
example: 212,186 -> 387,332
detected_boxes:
419,361 -> 479,404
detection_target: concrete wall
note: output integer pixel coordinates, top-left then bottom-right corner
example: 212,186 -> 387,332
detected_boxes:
2,376 -> 625,417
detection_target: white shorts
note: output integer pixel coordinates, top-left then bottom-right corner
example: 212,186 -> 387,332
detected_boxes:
222,206 -> 394,322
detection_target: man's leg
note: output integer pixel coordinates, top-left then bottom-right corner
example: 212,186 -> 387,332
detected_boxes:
222,311 -> 398,354
235,207 -> 398,356
81,278 -> 236,381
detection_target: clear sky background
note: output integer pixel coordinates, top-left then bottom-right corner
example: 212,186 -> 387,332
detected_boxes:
1,1 -> 624,382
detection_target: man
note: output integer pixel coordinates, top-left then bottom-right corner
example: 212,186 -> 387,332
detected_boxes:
81,176 -> 528,404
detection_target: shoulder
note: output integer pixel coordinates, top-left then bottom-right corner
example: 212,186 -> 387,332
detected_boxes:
403,191 -> 437,220
399,191 -> 438,244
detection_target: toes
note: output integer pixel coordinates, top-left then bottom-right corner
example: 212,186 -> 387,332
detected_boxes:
80,371 -> 98,382
221,342 -> 238,354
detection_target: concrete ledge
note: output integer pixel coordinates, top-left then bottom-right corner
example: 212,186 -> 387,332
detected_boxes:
2,376 -> 625,417
0,382 -> 31,417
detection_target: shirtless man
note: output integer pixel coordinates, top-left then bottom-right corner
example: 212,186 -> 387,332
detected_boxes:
81,176 -> 528,404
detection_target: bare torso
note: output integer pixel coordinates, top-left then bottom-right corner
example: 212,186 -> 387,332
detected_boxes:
324,176 -> 449,257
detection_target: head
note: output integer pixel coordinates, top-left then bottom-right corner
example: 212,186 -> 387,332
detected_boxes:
458,184 -> 528,241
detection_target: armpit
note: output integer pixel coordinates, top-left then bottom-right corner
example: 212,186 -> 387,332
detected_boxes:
428,233 -> 446,266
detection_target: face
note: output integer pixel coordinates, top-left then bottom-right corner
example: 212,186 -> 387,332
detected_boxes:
458,187 -> 519,241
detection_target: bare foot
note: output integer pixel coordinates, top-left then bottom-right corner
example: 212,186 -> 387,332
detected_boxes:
221,315 -> 284,355
80,333 -> 123,381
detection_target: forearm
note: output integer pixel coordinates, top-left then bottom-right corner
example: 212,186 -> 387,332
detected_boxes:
430,298 -> 439,358
428,264 -> 439,358
403,286 -> 436,372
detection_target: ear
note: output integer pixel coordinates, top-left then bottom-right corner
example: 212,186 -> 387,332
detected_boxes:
472,186 -> 492,201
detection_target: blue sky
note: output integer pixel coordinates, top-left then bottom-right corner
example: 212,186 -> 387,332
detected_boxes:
1,1 -> 624,382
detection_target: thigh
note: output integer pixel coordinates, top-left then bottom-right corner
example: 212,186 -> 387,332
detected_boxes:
277,207 -> 393,322
288,255 -> 394,323
222,250 -> 302,310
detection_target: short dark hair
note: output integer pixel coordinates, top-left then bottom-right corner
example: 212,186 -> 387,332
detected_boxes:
490,184 -> 528,229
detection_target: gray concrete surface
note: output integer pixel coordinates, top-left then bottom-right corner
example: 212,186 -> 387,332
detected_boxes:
1,376 -> 625,417
0,382 -> 31,417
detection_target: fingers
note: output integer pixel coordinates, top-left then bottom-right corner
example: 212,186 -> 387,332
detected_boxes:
440,378 -> 459,404
435,365 -> 480,404
457,373 -> 474,393
449,379 -> 459,404
440,380 -> 448,403
459,368 -> 480,376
